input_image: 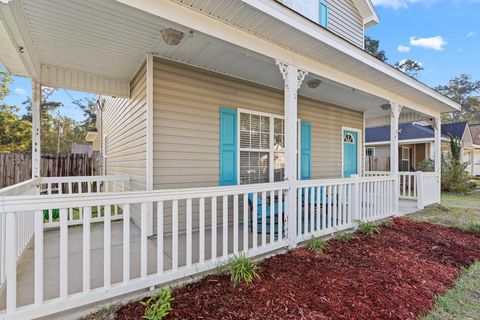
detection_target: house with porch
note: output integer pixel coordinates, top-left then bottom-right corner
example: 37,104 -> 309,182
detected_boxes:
0,0 -> 460,319
365,122 -> 478,175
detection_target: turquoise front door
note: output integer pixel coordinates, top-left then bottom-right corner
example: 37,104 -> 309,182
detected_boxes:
343,129 -> 358,177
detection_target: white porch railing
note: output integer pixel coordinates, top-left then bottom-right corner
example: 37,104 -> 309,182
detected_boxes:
0,176 -> 129,297
0,179 -> 39,290
39,175 -> 130,228
0,182 -> 290,319
0,175 -> 399,319
364,171 -> 441,209
363,171 -> 390,177
296,175 -> 396,241
399,172 -> 417,200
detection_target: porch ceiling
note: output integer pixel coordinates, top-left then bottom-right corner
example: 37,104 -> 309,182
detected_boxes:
0,0 -> 456,114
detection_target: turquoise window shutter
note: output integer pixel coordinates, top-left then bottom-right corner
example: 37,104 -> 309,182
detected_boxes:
219,107 -> 238,186
300,121 -> 312,180
319,1 -> 328,28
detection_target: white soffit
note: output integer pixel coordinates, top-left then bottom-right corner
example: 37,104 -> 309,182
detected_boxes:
41,65 -> 130,98
0,19 -> 26,75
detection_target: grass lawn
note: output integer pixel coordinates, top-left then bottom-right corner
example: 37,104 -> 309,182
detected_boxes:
407,192 -> 480,229
408,191 -> 480,319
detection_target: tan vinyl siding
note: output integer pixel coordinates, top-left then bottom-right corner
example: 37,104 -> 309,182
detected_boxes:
102,64 -> 147,191
327,0 -> 364,48
152,57 -> 363,233
153,57 -> 363,189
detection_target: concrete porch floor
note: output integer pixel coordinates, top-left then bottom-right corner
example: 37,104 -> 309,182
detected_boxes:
399,199 -> 421,215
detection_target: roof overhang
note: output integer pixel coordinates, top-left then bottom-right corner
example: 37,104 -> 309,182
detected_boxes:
0,0 -> 460,115
85,131 -> 98,142
350,0 -> 380,28
365,137 -> 449,146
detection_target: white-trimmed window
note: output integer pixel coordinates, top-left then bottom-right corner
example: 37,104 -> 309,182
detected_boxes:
284,0 -> 328,28
366,147 -> 375,157
239,110 -> 287,184
401,147 -> 410,171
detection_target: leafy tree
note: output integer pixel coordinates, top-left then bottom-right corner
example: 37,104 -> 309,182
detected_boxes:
394,59 -> 424,79
441,136 -> 473,193
435,74 -> 480,123
364,36 -> 387,62
0,104 -> 32,152
71,97 -> 97,130
0,71 -> 12,101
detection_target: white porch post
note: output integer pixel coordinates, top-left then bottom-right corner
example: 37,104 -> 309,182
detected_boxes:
390,102 -> 402,214
434,116 -> 442,203
276,60 -> 307,249
32,81 -> 42,179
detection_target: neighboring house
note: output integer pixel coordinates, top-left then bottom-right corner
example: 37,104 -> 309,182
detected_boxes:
366,122 -> 478,175
0,0 -> 460,319
71,142 -> 93,155
470,124 -> 480,175
85,130 -> 99,153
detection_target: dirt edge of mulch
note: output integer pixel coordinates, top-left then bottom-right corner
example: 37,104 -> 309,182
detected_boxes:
102,218 -> 480,320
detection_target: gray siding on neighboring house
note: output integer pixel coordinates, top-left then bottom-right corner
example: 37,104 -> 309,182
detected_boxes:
327,0 -> 364,48
102,64 -> 147,192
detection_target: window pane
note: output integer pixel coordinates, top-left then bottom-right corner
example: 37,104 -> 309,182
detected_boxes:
240,131 -> 250,148
240,113 -> 250,131
274,152 -> 285,182
251,132 -> 260,149
274,134 -> 284,151
251,114 -> 260,132
274,118 -> 283,134
293,0 -> 318,21
260,133 -> 270,149
260,116 -> 270,133
240,151 -> 269,185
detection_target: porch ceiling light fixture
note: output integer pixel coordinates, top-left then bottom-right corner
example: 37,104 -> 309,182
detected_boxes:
380,103 -> 391,111
307,79 -> 322,89
160,28 -> 184,46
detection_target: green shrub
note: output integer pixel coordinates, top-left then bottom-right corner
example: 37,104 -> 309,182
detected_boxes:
441,137 -> 474,193
357,221 -> 380,235
228,254 -> 259,286
463,221 -> 480,235
306,236 -> 327,252
379,219 -> 393,228
140,288 -> 174,320
335,231 -> 355,243
419,158 -> 435,172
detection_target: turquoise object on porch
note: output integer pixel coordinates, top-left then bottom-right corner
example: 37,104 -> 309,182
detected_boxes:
219,107 -> 237,186
247,193 -> 285,233
300,120 -> 312,180
343,129 -> 358,177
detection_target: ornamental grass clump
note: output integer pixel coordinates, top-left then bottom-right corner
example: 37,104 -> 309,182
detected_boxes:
335,231 -> 355,243
140,288 -> 174,320
463,221 -> 480,235
306,236 -> 327,252
357,220 -> 380,235
228,254 -> 259,286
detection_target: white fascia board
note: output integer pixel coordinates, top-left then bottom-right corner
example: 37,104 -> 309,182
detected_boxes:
366,137 -> 450,146
115,0 -> 456,117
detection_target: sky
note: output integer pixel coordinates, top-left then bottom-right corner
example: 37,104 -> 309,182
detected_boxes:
367,0 -> 480,87
2,0 -> 480,120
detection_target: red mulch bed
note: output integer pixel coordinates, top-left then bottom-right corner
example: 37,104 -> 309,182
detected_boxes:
116,218 -> 480,320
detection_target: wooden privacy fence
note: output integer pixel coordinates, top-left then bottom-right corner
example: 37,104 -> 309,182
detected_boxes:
365,156 -> 390,172
0,153 -> 100,188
